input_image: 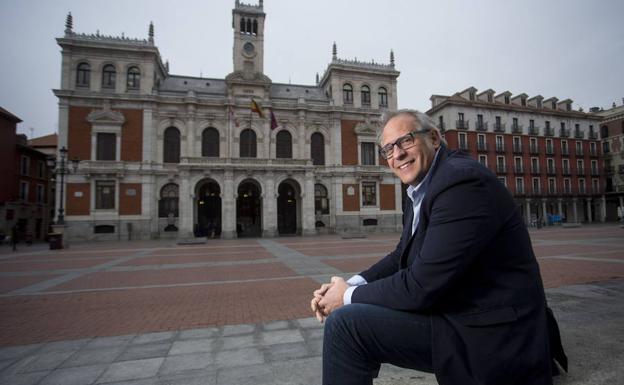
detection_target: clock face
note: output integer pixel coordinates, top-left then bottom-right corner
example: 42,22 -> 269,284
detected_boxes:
243,42 -> 255,55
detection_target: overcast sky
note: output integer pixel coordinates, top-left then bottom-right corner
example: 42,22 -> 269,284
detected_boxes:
1,0 -> 623,138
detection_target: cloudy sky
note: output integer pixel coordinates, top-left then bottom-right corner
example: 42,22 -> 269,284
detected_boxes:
1,0 -> 622,138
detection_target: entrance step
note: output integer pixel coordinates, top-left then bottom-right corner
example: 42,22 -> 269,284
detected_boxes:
562,223 -> 582,228
341,232 -> 367,239
176,237 -> 207,245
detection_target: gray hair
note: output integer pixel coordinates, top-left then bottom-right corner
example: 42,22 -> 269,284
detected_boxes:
377,109 -> 447,146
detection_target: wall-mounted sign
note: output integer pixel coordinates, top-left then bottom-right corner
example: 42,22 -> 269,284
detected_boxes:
126,188 -> 136,196
74,191 -> 83,197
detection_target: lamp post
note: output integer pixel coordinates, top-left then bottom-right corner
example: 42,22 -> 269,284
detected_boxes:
47,146 -> 79,226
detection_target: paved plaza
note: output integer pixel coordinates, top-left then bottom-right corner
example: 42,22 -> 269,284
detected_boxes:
0,224 -> 623,384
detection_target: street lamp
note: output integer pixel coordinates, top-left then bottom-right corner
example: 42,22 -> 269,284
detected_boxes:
47,146 -> 80,226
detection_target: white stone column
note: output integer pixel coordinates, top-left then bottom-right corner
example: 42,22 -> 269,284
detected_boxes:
541,199 -> 547,224
222,170 -> 236,238
178,171 -> 193,238
572,198 -> 578,223
142,175 -> 158,239
557,198 -> 563,217
586,198 -> 593,223
262,171 -> 276,237
142,106 -> 153,163
298,111 -> 306,160
302,170 -> 316,235
600,196 -> 607,223
525,198 -> 531,225
186,112 -> 195,159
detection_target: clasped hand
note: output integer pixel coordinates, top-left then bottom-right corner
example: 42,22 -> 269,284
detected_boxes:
310,276 -> 349,322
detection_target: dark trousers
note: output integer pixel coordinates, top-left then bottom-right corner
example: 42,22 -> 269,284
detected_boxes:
322,304 -> 433,385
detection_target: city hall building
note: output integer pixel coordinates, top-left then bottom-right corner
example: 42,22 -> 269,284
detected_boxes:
55,1 -> 402,240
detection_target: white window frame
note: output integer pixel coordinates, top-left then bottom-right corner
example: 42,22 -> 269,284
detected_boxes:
515,177 -> 524,194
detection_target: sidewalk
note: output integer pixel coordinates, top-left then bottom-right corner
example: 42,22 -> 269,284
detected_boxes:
0,224 -> 622,384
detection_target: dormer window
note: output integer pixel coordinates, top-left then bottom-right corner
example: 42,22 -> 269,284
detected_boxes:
566,103 -> 571,111
487,94 -> 493,103
469,91 -> 475,101
504,95 -> 510,104
521,98 -> 526,107
552,101 -> 556,109
537,100 -> 542,108
76,62 -> 90,87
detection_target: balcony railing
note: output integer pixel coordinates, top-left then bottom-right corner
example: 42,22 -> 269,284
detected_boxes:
530,167 -> 541,175
559,129 -> 570,138
494,123 -> 506,133
513,144 -> 523,154
576,149 -> 584,156
477,143 -> 488,152
459,143 -> 469,151
529,145 -> 539,155
544,128 -> 555,137
589,148 -> 598,157
590,168 -> 600,176
456,120 -> 469,130
545,146 -> 555,155
528,126 -> 540,136
547,189 -> 558,196
512,124 -> 523,134
561,148 -> 569,156
561,168 -> 571,176
589,131 -> 598,139
475,122 -> 488,131
578,187 -> 587,195
574,130 -> 584,139
576,167 -> 585,176
532,187 -> 541,195
495,144 -> 507,153
496,165 -> 508,174
515,188 -> 525,196
547,167 -> 556,175
514,166 -> 524,174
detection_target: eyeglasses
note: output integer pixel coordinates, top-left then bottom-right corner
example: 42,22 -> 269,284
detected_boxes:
378,128 -> 431,159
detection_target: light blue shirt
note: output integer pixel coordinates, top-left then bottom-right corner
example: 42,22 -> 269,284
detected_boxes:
343,148 -> 441,305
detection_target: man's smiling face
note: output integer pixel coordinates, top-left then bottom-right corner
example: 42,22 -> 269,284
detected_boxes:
382,114 -> 440,186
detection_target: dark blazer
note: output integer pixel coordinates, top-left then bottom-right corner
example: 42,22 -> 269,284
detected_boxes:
352,146 -> 566,385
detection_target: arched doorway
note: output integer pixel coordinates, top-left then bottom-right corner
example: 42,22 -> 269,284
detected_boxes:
195,180 -> 221,238
277,180 -> 300,235
237,180 -> 262,237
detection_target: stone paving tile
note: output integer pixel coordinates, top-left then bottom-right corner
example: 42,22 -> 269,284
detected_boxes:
270,357 -> 323,385
37,338 -> 91,354
0,344 -> 42,361
84,335 -> 135,350
0,370 -> 50,385
259,329 -> 304,345
214,347 -> 264,368
13,350 -> 74,373
131,332 -> 176,345
158,370 -> 217,385
296,317 -> 324,329
0,358 -> 16,372
215,362 -> 273,385
38,364 -> 107,385
264,341 -> 311,362
0,275 -> 60,295
158,352 -> 213,375
117,343 -> 171,362
178,328 -> 219,340
60,346 -> 125,368
169,339 -> 214,355
221,323 -> 255,336
261,320 -> 290,331
97,357 -> 163,383
220,334 -> 256,350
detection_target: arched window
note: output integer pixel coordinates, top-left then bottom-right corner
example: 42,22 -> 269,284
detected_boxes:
240,17 -> 246,33
311,132 -> 325,165
276,130 -> 292,159
378,87 -> 388,107
76,62 -> 90,87
127,66 -> 140,89
600,125 -> 609,139
102,64 -> 116,88
159,183 -> 179,218
240,129 -> 257,158
246,19 -> 252,34
343,84 -> 353,104
314,184 -> 329,215
361,85 -> 371,106
253,19 -> 258,35
202,127 -> 220,157
163,127 -> 180,163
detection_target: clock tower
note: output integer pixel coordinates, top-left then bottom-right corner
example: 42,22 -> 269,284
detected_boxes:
232,0 -> 265,75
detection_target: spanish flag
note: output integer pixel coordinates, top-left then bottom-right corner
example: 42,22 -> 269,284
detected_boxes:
250,99 -> 264,118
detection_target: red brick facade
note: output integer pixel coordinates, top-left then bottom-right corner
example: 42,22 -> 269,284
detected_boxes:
341,120 -> 359,165
66,183 -> 91,215
119,183 -> 142,215
342,184 -> 360,211
379,183 -> 396,210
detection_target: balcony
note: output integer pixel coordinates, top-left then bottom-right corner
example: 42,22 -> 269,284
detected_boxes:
514,166 -> 524,174
590,168 -> 600,176
475,122 -> 488,132
531,187 -> 541,195
576,167 -> 585,176
544,128 -> 555,137
545,146 -> 555,155
438,122 -> 446,132
515,188 -> 525,196
528,126 -> 540,136
512,124 -> 523,134
459,143 -> 469,151
578,187 -> 587,195
559,129 -> 570,138
530,167 -> 541,175
574,130 -> 584,139
547,189 -> 558,196
589,131 -> 598,139
589,149 -> 598,157
496,165 -> 508,174
561,148 -> 569,156
529,145 -> 540,155
513,144 -> 523,154
575,149 -> 584,156
477,142 -> 489,152
493,123 -> 506,133
561,168 -> 571,176
495,144 -> 507,153
547,167 -> 557,175
456,120 -> 469,130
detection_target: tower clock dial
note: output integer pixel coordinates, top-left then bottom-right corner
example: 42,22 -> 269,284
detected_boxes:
243,42 -> 255,56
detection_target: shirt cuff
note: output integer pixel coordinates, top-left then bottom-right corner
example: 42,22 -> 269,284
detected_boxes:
343,285 -> 358,305
346,275 -> 367,286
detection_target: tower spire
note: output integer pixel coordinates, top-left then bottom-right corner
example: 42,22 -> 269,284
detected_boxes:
259,0 -> 263,8
148,21 -> 154,43
65,12 -> 73,34
332,42 -> 337,60
316,72 -> 319,84
390,49 -> 395,66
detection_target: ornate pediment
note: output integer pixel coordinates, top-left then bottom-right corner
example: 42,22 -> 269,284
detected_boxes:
354,119 -> 379,137
87,107 -> 125,125
225,70 -> 272,85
